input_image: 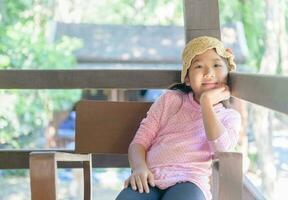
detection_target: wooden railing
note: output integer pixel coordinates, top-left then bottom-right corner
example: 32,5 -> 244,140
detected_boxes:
0,70 -> 286,115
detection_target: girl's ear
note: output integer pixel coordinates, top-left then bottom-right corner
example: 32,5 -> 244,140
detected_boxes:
184,76 -> 190,86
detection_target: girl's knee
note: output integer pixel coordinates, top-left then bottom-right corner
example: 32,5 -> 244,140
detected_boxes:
162,182 -> 205,200
116,186 -> 161,200
115,187 -> 136,200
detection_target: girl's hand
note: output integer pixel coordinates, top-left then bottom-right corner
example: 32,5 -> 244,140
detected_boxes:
200,84 -> 230,106
124,167 -> 155,193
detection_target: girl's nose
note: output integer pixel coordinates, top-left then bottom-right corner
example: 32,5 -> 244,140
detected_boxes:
204,74 -> 215,79
204,69 -> 215,79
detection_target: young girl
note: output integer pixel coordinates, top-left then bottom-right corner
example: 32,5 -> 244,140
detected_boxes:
116,36 -> 241,200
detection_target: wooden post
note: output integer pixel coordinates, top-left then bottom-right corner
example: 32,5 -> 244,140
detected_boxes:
183,0 -> 221,42
184,1 -> 243,199
83,155 -> 92,200
30,153 -> 57,200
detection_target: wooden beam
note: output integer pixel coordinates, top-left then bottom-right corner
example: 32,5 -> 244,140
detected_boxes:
0,70 -> 288,113
0,150 -> 129,169
183,0 -> 221,42
0,69 -> 180,89
30,153 -> 57,200
212,152 -> 243,200
230,72 -> 288,114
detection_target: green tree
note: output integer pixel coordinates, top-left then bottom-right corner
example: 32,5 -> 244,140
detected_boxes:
0,0 -> 82,148
53,0 -> 184,25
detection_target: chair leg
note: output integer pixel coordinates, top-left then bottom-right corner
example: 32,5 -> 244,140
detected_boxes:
30,153 -> 57,200
83,155 -> 92,200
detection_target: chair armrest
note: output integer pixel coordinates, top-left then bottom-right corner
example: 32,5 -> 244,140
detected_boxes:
212,152 -> 242,200
30,152 -> 92,200
30,151 -> 91,162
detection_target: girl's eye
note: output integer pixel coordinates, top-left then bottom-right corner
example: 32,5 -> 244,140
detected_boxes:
214,64 -> 222,68
195,65 -> 202,69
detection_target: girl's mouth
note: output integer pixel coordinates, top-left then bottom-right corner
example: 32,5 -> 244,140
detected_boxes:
202,82 -> 218,89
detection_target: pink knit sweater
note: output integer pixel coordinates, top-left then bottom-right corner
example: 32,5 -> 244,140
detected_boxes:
130,90 -> 241,200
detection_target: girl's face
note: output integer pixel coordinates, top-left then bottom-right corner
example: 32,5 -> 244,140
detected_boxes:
184,49 -> 229,103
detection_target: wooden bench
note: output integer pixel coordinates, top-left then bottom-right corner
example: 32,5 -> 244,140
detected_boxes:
30,100 -> 242,200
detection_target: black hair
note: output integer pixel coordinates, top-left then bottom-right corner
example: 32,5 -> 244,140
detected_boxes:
168,82 -> 193,93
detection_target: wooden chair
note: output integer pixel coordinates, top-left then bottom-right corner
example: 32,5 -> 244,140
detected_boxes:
30,100 -> 242,200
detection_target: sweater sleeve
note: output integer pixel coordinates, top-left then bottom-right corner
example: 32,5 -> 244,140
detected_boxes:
208,109 -> 241,152
130,91 -> 167,150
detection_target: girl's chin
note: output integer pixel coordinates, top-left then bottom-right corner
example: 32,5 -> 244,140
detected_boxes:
201,88 -> 217,93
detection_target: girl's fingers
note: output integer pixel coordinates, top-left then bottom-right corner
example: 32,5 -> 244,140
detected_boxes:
135,176 -> 144,193
218,82 -> 229,89
124,178 -> 129,188
221,90 -> 230,100
130,176 -> 137,191
224,84 -> 230,91
140,175 -> 150,193
148,173 -> 155,187
224,89 -> 230,96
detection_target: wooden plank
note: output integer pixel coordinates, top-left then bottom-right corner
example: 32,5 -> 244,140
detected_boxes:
185,29 -> 221,42
54,152 -> 91,161
83,156 -> 92,200
75,101 -> 152,154
0,150 -> 129,169
212,152 -> 242,200
0,149 -> 32,169
0,69 -> 180,89
230,72 -> 288,114
30,153 -> 57,200
29,152 -> 91,162
184,0 -> 220,41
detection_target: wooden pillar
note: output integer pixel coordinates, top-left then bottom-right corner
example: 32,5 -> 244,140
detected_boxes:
183,0 -> 221,42
30,153 -> 57,200
184,1 -> 243,200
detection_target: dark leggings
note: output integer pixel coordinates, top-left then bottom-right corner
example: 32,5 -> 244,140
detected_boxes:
115,182 -> 206,200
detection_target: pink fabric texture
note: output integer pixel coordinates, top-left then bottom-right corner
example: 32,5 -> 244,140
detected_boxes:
130,90 -> 241,200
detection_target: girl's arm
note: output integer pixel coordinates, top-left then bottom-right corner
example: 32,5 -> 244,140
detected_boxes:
124,143 -> 155,193
200,99 -> 226,140
200,86 -> 241,151
124,91 -> 179,192
200,85 -> 230,140
128,143 -> 148,171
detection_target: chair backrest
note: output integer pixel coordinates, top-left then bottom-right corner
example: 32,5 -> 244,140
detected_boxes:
75,100 -> 152,154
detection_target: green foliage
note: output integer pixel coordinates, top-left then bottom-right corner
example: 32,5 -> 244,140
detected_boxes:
0,0 -> 82,148
0,169 -> 28,177
240,1 -> 266,69
63,0 -> 184,25
1,22 -> 82,69
219,0 -> 266,70
248,150 -> 259,173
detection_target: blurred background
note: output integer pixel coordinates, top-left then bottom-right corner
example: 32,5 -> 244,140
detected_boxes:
0,0 -> 287,199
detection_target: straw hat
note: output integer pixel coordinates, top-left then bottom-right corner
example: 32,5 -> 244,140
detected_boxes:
181,36 -> 236,83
